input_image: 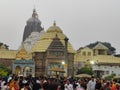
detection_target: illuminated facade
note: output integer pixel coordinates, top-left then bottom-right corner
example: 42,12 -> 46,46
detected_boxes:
74,42 -> 120,77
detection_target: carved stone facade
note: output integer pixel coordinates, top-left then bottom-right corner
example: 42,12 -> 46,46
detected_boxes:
32,26 -> 75,77
33,52 -> 46,76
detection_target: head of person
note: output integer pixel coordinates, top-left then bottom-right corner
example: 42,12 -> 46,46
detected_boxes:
78,79 -> 81,84
66,79 -> 70,85
91,76 -> 94,81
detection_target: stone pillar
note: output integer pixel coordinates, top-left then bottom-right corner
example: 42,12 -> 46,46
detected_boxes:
64,37 -> 69,77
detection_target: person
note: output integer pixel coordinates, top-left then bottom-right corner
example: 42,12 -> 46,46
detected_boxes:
95,79 -> 102,90
9,79 -> 15,90
32,79 -> 41,90
1,82 -> 9,90
60,80 -> 66,90
11,81 -> 19,90
87,76 -> 96,90
75,79 -> 85,90
76,79 -> 81,89
0,77 -> 2,89
23,83 -> 31,90
64,79 -> 73,90
111,79 -> 117,90
81,79 -> 87,90
1,78 -> 6,89
105,82 -> 111,90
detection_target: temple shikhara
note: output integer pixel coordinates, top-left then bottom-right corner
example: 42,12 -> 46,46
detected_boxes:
0,9 -> 120,77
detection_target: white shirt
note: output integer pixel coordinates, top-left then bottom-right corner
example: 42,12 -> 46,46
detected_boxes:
76,82 -> 81,89
22,80 -> 27,84
87,80 -> 96,90
1,81 -> 6,89
1,85 -> 9,90
64,83 -> 73,90
7,77 -> 12,82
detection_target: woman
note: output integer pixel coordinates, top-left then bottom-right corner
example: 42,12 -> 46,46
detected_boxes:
12,81 -> 19,90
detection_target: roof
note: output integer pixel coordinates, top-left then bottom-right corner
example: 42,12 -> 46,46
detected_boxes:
0,50 -> 18,59
46,22 -> 63,33
31,22 -> 75,53
16,44 -> 32,60
93,42 -> 108,50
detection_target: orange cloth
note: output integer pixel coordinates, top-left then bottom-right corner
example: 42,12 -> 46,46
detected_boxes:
111,83 -> 116,90
9,81 -> 15,90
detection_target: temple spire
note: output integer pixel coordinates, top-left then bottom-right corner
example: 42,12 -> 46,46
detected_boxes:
53,21 -> 56,26
32,8 -> 38,18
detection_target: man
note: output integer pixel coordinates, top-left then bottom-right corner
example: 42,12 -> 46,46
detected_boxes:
87,76 -> 96,90
64,79 -> 73,90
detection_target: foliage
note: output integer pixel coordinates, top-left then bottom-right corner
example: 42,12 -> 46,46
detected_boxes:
86,41 -> 116,54
0,42 -> 9,49
77,67 -> 93,75
0,64 -> 11,76
104,74 -> 116,80
114,54 -> 120,57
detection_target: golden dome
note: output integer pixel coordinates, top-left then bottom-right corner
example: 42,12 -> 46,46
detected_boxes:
46,22 -> 63,33
31,22 -> 75,53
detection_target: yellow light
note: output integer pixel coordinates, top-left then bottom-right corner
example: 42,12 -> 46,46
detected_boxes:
90,61 -> 95,65
62,61 -> 65,65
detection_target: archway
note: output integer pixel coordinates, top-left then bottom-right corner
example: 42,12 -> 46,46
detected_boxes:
15,66 -> 21,75
23,66 -> 32,77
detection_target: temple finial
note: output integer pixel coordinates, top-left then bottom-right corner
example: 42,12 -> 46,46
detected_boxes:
53,20 -> 56,26
32,8 -> 38,18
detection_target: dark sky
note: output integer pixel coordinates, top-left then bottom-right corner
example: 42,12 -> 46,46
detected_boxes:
0,0 -> 120,53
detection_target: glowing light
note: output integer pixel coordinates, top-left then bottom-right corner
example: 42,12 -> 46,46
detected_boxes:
90,61 -> 95,65
62,61 -> 65,65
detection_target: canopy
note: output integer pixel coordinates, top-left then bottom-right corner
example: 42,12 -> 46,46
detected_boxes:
75,74 -> 91,78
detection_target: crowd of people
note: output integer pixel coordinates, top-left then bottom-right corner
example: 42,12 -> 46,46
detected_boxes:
0,74 -> 120,90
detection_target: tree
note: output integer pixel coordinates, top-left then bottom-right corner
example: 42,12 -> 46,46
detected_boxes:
0,64 -> 11,76
0,42 -> 9,49
86,41 -> 116,55
105,74 -> 116,80
77,67 -> 93,75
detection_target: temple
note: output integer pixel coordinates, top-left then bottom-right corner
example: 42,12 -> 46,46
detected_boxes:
31,22 -> 75,77
23,9 -> 45,51
0,9 -> 120,78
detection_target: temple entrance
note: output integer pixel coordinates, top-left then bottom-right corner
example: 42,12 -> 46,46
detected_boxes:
15,66 -> 21,75
13,60 -> 35,77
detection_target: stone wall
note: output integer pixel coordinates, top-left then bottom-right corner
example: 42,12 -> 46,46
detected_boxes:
68,53 -> 74,77
33,52 -> 46,76
0,59 -> 13,69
